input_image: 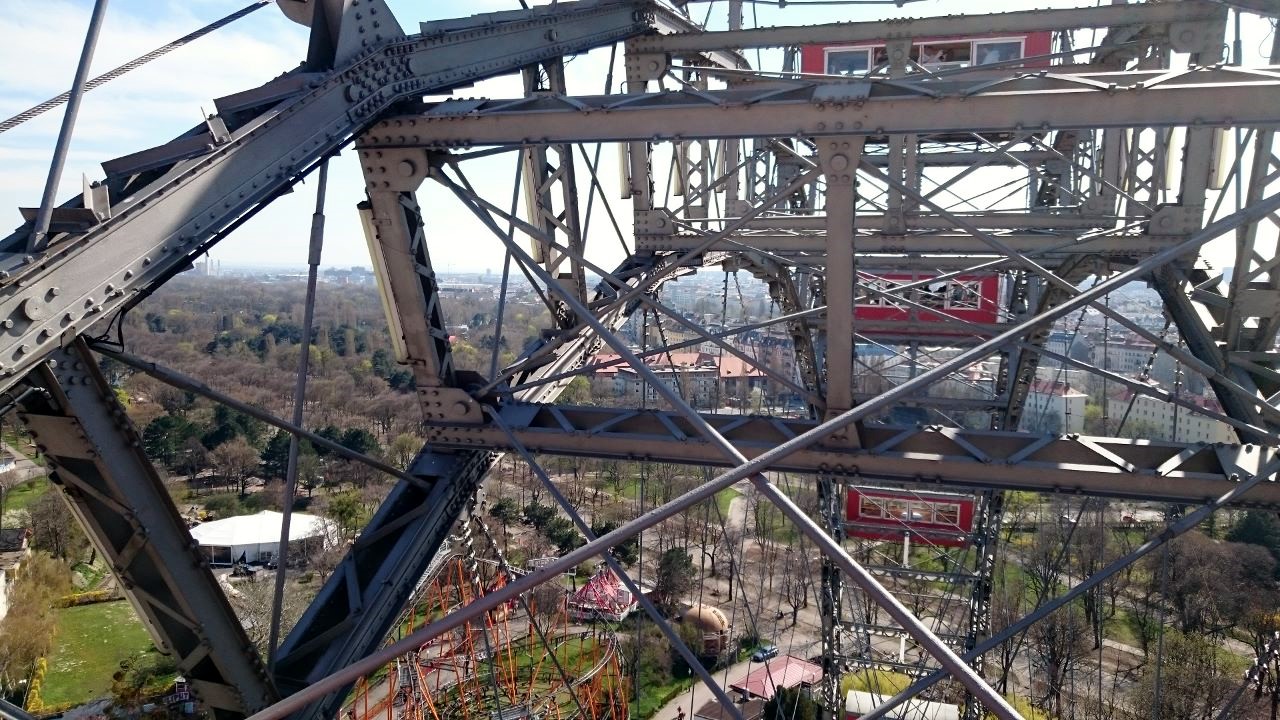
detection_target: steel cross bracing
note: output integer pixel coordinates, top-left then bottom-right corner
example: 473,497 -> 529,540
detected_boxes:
360,67 -> 1280,147
14,339 -> 274,716
7,1 -> 1280,719
1152,31 -> 1280,448
274,168 -> 682,716
419,402 -> 1280,506
0,0 -> 659,395
0,1 -> 683,716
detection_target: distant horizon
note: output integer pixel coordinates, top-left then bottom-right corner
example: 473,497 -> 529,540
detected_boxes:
209,262 -> 501,275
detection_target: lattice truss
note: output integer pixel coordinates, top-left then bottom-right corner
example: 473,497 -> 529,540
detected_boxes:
3,1 -> 1280,720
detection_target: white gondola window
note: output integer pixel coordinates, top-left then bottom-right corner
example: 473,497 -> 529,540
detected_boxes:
826,47 -> 871,76
975,39 -> 1024,65
943,280 -> 985,311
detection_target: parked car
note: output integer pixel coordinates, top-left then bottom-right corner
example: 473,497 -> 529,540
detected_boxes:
751,644 -> 779,662
231,562 -> 258,578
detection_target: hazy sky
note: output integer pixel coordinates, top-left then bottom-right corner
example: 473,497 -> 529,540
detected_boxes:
0,0 -> 1274,273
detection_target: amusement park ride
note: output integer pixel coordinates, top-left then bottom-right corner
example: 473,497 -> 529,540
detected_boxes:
2,0 -> 1280,719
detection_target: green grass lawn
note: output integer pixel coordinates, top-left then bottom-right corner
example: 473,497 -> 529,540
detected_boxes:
713,488 -> 739,518
1106,607 -> 1140,647
631,675 -> 696,720
3,476 -> 49,513
616,478 -> 739,521
42,601 -> 158,707
71,560 -> 109,591
3,429 -> 44,466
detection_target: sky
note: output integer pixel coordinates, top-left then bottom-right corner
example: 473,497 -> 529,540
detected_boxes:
0,0 -> 1275,274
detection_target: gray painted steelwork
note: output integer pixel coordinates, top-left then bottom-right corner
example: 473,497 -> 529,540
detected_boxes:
360,68 -> 1280,146
6,0 -> 1280,717
424,403 -> 1280,506
16,340 -> 275,715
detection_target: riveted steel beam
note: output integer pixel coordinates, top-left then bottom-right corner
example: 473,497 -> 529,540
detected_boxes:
632,1 -> 1227,53
0,0 -> 653,398
16,340 -> 275,717
361,68 -> 1280,148
421,403 -> 1280,507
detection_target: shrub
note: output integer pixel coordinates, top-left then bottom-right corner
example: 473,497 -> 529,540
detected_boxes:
203,493 -> 242,518
523,502 -> 555,528
54,589 -> 119,608
841,669 -> 911,696
25,657 -> 48,711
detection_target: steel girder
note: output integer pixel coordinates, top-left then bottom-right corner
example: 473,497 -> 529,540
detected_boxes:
0,3 -> 657,716
1154,35 -> 1280,446
520,58 -> 590,328
0,0 -> 654,397
270,447 -> 493,717
635,232 -> 1181,259
360,67 -> 1280,147
419,403 -> 1280,506
1154,265 -> 1271,444
270,182 -> 474,717
14,340 -> 275,716
272,181 -> 641,715
633,1 -> 1227,54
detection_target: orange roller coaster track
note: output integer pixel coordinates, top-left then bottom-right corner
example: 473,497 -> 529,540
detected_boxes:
346,553 -> 630,720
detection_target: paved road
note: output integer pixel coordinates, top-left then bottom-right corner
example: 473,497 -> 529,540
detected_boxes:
655,657 -> 756,720
2,441 -> 43,481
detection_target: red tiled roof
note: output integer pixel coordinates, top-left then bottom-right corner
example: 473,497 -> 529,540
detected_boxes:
729,656 -> 823,701
718,355 -> 767,379
1028,379 -> 1086,397
589,352 -> 718,376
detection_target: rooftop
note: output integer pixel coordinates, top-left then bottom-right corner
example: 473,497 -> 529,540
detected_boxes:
0,527 -> 29,553
729,655 -> 822,701
1028,379 -> 1086,398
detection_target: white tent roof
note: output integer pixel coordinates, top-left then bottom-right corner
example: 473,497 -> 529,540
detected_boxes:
190,510 -> 327,547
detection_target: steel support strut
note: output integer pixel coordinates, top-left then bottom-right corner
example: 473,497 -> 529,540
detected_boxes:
269,158 -> 329,667
16,339 -> 276,716
433,159 -> 1023,720
423,404 -> 1280,505
236,203 -> 1280,720
272,172 -> 480,718
859,455 -> 1280,720
29,0 -> 110,252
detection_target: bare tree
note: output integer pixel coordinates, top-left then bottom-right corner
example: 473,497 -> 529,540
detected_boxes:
1072,511 -> 1114,649
227,574 -> 314,654
1029,602 -> 1090,717
175,435 -> 209,483
1128,630 -> 1252,720
526,584 -> 566,624
1162,532 -> 1276,636
210,437 -> 260,495
696,511 -> 728,578
29,491 -> 89,561
780,547 -> 814,626
1024,520 -> 1070,601
989,573 -> 1029,693
0,470 -> 21,529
